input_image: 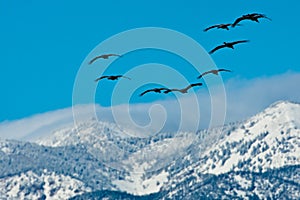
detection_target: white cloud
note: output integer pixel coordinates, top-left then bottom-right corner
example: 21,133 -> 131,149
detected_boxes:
1,72 -> 300,141
0,105 -> 100,141
225,71 -> 300,122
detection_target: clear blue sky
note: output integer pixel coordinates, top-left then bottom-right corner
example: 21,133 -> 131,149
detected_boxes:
1,0 -> 299,122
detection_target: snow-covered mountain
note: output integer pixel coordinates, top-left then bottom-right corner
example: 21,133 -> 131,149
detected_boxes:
0,100 -> 299,199
158,101 -> 300,199
183,100 -> 300,175
0,170 -> 92,200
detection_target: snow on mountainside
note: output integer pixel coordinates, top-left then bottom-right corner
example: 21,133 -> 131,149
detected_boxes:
197,100 -> 300,174
161,101 -> 300,198
159,165 -> 300,200
112,132 -> 196,195
35,120 -> 137,147
35,120 -> 137,166
0,170 -> 91,200
35,120 -> 198,195
0,138 -> 124,199
0,100 -> 300,199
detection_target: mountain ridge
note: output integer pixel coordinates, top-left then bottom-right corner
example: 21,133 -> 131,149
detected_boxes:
0,100 -> 299,199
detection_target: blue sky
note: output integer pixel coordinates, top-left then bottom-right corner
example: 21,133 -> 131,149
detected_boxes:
1,0 -> 300,122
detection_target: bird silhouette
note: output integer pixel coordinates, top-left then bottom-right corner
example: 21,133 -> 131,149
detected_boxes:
204,23 -> 232,32
197,69 -> 232,79
209,40 -> 249,54
94,75 -> 131,82
89,54 -> 122,64
164,83 -> 203,94
232,13 -> 271,27
139,88 -> 169,96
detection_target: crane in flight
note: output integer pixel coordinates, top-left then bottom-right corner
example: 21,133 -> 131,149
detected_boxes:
139,88 -> 169,96
209,40 -> 249,54
94,75 -> 131,82
164,83 -> 203,94
197,69 -> 232,79
203,23 -> 241,32
89,54 -> 122,64
232,13 -> 271,27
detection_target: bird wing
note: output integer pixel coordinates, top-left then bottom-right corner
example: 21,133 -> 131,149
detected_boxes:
107,75 -> 118,80
158,87 -> 169,90
231,16 -> 246,27
203,25 -> 219,32
209,44 -> 226,54
251,13 -> 271,21
89,55 -> 104,64
250,13 -> 262,17
139,89 -> 152,96
120,75 -> 131,80
197,74 -> 203,79
184,85 -> 193,90
154,87 -> 168,93
232,23 -> 243,27
191,83 -> 203,87
258,14 -> 272,21
197,70 -> 213,79
163,89 -> 172,94
265,16 -> 272,21
231,40 -> 249,45
107,54 -> 121,57
182,83 -> 202,92
189,83 -> 203,89
140,87 -> 169,96
218,69 -> 232,73
94,76 -> 108,82
262,16 -> 272,21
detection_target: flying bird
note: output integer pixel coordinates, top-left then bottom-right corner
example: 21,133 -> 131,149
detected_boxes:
139,88 -> 169,96
94,75 -> 131,82
204,23 -> 233,32
164,83 -> 203,94
231,13 -> 271,27
209,40 -> 249,54
197,69 -> 232,79
89,54 -> 122,64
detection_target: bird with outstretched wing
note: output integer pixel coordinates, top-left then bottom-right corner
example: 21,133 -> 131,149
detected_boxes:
209,40 -> 249,54
164,83 -> 203,94
232,13 -> 271,27
139,88 -> 169,96
94,75 -> 131,82
204,23 -> 231,32
197,69 -> 232,79
209,44 -> 227,54
89,54 -> 122,64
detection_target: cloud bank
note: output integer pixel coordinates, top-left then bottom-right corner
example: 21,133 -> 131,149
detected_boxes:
1,71 -> 300,141
225,71 -> 300,122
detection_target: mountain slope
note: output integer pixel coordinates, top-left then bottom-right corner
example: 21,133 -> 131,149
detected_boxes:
70,165 -> 300,200
196,100 -> 300,174
0,170 -> 92,200
160,165 -> 300,200
159,101 -> 300,198
0,101 -> 299,199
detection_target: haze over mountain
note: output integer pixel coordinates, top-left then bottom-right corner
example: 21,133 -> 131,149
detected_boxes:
1,71 -> 300,143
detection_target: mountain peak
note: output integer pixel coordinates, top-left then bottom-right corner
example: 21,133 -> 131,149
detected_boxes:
1,100 -> 300,199
268,100 -> 300,109
182,100 -> 300,176
254,100 -> 300,128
